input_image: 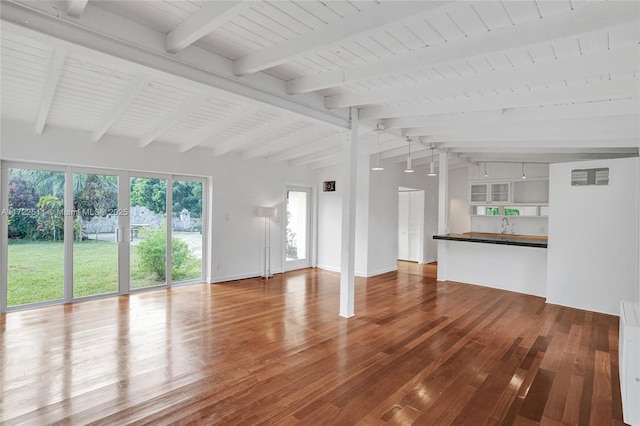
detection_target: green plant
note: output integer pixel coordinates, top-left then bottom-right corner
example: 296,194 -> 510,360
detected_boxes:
136,227 -> 192,280
7,177 -> 38,239
36,195 -> 64,241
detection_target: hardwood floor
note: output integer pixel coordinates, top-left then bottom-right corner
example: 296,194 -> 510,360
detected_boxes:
0,262 -> 625,425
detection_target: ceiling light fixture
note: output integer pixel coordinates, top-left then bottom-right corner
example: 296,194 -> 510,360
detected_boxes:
522,162 -> 527,179
427,144 -> 437,177
404,137 -> 414,173
371,123 -> 384,171
484,161 -> 488,178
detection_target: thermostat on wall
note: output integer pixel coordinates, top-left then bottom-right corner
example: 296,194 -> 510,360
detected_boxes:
323,181 -> 336,192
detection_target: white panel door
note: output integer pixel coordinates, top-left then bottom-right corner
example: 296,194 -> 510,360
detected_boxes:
398,191 -> 410,260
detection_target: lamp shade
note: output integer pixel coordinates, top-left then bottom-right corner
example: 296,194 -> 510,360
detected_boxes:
256,207 -> 277,218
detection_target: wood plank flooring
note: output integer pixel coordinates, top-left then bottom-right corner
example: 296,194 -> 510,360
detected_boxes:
0,262 -> 625,425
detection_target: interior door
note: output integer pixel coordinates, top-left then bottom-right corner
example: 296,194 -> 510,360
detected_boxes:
285,186 -> 311,271
398,189 -> 424,262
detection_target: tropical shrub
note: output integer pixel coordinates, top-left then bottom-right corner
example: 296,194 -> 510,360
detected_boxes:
136,227 -> 192,280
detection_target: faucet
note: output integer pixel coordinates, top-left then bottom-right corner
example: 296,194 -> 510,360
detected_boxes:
501,217 -> 509,234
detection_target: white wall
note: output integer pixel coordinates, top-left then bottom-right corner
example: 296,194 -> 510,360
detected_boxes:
449,166 -> 470,198
448,166 -> 470,234
316,154 -> 401,277
1,119 -> 317,283
316,163 -> 343,272
547,157 -> 640,315
368,159 -> 401,275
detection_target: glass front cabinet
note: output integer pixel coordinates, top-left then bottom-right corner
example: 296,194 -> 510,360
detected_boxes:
469,182 -> 511,204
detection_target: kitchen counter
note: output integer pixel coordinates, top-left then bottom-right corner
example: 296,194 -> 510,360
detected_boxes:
434,232 -> 548,297
433,232 -> 547,248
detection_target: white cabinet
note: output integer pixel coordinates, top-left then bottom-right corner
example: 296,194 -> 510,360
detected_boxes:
490,182 -> 510,203
470,183 -> 489,203
469,182 -> 511,204
512,180 -> 549,204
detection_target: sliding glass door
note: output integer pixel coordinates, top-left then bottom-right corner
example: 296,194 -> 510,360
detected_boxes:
1,162 -> 207,312
171,178 -> 204,283
72,171 -> 120,298
129,175 -> 168,289
5,166 -> 66,307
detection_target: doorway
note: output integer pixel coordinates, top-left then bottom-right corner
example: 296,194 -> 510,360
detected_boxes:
284,186 -> 311,271
398,187 -> 424,262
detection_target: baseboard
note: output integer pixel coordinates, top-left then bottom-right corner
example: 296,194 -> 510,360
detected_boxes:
211,268 -> 284,284
420,258 -> 437,264
318,264 -> 398,278
317,264 -> 341,273
364,265 -> 399,277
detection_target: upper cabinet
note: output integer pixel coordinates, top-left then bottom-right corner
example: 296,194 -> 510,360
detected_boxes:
470,183 -> 489,203
469,182 -> 511,204
490,182 -> 510,203
512,180 -> 549,204
470,179 -> 549,206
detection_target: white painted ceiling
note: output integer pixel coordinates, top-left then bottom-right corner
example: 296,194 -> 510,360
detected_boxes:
1,0 -> 639,170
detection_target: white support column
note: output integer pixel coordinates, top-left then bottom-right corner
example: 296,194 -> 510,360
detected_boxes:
340,107 -> 358,318
0,163 -> 8,313
437,149 -> 449,282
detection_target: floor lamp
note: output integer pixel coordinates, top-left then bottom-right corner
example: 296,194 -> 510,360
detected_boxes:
257,207 -> 277,278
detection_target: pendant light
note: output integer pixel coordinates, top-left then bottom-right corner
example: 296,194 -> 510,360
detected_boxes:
427,144 -> 437,177
404,137 -> 414,173
371,124 -> 384,171
521,162 -> 527,179
484,161 -> 488,178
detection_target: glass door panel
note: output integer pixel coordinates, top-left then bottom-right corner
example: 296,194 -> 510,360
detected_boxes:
72,172 -> 119,298
129,176 -> 167,289
171,179 -> 203,283
6,167 -> 65,307
285,187 -> 311,271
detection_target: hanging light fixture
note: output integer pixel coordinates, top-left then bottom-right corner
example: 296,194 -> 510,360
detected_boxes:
371,123 -> 384,171
427,144 -> 437,176
522,162 -> 527,179
484,161 -> 488,178
404,137 -> 414,173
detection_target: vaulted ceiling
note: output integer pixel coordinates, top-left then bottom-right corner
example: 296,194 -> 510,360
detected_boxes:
1,0 -> 639,171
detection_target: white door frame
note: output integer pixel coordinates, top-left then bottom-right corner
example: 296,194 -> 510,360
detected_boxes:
283,185 -> 313,272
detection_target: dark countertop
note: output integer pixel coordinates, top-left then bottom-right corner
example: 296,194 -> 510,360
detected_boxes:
433,233 -> 548,248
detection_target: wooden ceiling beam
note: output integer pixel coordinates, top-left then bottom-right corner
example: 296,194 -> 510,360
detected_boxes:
326,46 -> 638,108
360,78 -> 637,120
287,1 -> 638,94
166,1 -> 253,53
234,1 -> 452,76
35,47 -> 66,135
382,99 -> 639,129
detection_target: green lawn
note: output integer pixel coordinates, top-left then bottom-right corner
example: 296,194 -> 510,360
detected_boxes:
7,240 -> 201,307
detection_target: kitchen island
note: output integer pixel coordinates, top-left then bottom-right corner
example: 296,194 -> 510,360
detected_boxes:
434,232 -> 548,297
